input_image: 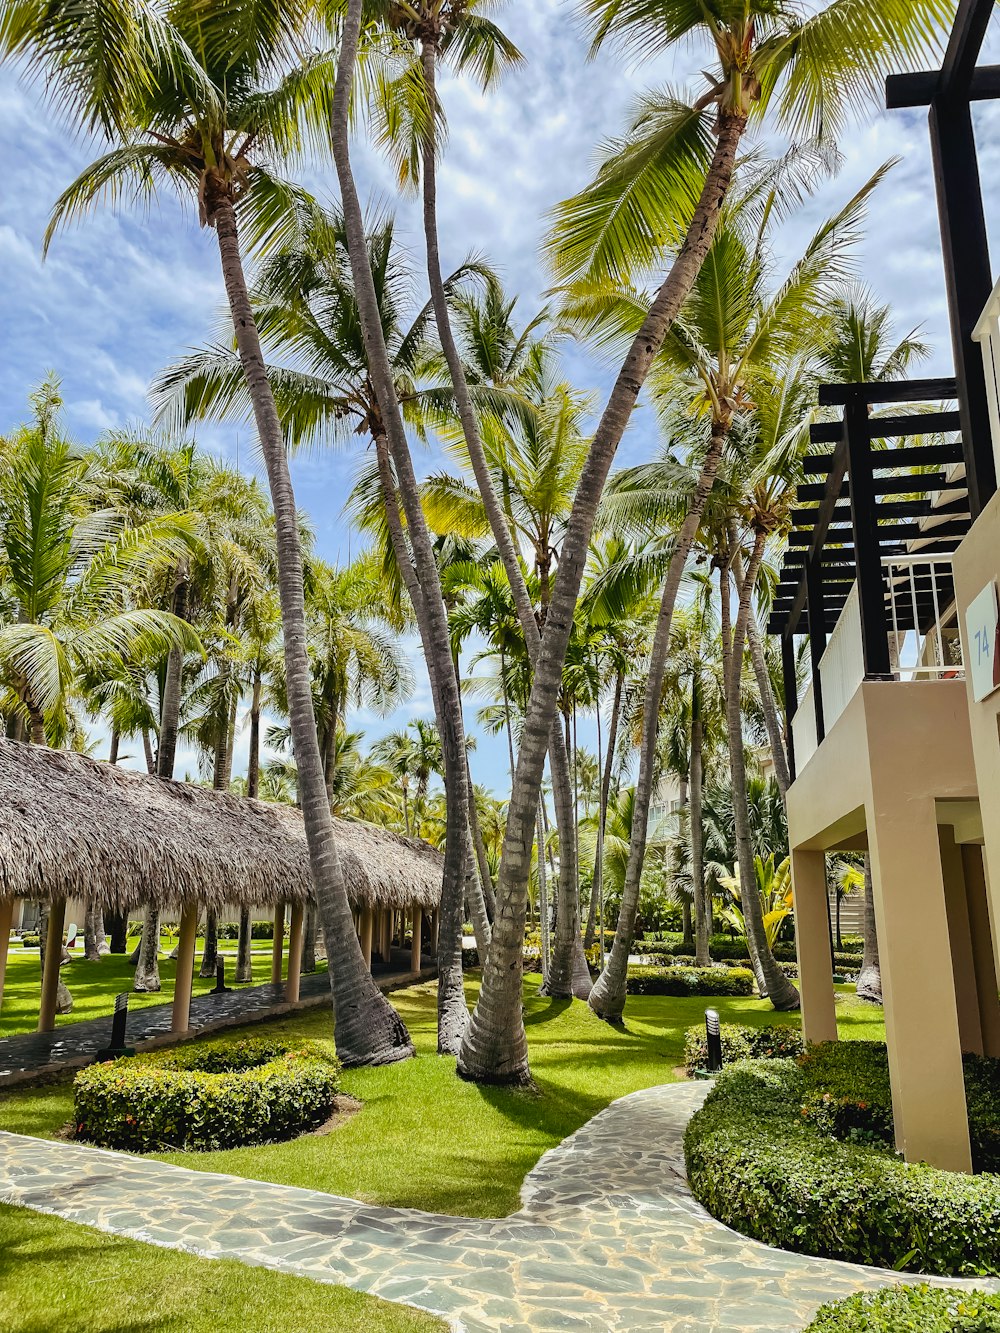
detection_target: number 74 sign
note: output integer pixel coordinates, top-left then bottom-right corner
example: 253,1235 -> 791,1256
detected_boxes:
964,581 -> 1000,703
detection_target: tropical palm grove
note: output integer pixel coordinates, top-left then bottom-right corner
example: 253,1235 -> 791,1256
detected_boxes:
0,1 -> 986,1330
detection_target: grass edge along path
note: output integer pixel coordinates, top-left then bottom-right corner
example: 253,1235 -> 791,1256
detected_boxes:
0,1202 -> 446,1333
0,975 -> 885,1218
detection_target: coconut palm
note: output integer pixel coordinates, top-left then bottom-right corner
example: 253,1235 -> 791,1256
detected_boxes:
1,0 -> 416,1064
425,349 -> 596,998
441,0 -> 949,1079
582,169 -> 883,1019
0,390 -> 199,749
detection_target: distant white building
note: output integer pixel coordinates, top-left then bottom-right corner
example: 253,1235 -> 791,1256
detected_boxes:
648,773 -> 683,843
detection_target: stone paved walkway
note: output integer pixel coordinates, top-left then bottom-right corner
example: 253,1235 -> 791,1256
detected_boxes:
0,953 -> 433,1086
3,1082 -> 993,1332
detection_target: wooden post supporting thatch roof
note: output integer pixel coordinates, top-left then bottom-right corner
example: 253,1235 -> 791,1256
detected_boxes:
0,739 -> 443,915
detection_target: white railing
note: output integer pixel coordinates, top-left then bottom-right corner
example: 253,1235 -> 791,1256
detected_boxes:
818,582 -> 864,732
882,554 -> 963,679
791,559 -> 962,777
973,276 -> 1000,481
792,681 -> 818,772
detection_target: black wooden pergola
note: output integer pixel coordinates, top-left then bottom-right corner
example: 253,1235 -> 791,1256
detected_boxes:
770,0 -> 1000,778
886,0 -> 998,515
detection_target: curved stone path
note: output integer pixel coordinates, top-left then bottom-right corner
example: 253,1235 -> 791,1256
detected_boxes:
0,1083 -> 993,1332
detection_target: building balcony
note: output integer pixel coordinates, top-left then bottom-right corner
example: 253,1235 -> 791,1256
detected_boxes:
769,378 -> 972,780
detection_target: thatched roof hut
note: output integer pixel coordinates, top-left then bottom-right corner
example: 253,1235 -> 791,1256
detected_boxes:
0,739 -> 442,914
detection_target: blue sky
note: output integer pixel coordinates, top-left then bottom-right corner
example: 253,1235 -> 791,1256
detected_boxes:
2,4 -> 1000,792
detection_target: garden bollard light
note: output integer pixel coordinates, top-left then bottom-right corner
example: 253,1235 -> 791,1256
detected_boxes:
211,957 -> 229,995
705,1007 -> 723,1073
95,992 -> 135,1061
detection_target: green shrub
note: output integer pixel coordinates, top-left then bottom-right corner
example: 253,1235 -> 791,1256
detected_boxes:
804,1284 -> 1000,1331
18,932 -> 40,948
799,1041 -> 895,1148
250,920 -> 275,940
627,965 -> 753,997
683,1021 -> 805,1074
74,1035 -> 340,1153
684,1055 -> 1000,1275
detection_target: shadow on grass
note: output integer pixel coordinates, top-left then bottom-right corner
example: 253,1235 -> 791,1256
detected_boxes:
522,998 -> 572,1027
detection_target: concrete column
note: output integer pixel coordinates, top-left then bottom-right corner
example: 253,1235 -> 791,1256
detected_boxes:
285,902 -> 304,1003
868,798 -> 972,1172
361,909 -> 374,971
0,898 -> 13,1021
270,903 -> 285,984
170,904 -> 199,1034
431,909 -> 439,956
940,826 -> 983,1054
37,896 -> 67,1033
791,849 -> 838,1044
962,844 -> 1000,1057
411,906 -> 423,973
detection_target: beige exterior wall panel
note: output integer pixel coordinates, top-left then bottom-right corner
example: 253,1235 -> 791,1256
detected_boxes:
953,490 -> 1000,977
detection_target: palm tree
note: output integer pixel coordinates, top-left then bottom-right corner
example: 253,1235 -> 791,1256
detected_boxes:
584,171 -> 881,1019
2,0 -> 415,1065
332,0 -> 492,1056
368,9 -> 594,994
0,392 -> 198,749
424,346 -> 595,998
444,0 -> 949,1080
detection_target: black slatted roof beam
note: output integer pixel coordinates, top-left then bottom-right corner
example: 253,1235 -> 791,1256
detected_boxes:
818,378 -> 957,406
868,410 -> 962,437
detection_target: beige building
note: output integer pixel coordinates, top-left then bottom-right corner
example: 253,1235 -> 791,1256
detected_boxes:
769,0 -> 1000,1173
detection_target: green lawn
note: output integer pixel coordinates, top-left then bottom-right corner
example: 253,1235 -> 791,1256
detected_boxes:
0,945 -> 320,1036
0,1203 -> 444,1333
0,973 -> 885,1217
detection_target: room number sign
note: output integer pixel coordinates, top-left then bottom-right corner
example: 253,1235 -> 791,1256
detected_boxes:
965,580 -> 1000,703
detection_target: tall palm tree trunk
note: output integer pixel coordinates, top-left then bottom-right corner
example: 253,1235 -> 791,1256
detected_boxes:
205,184 -> 413,1067
236,667 -> 262,984
320,73 -> 473,1055
373,432 -> 489,1020
589,420 -> 729,1021
536,793 -> 550,983
585,670 -> 622,949
421,35 -> 581,999
732,547 -> 790,796
136,578 -> 187,993
856,856 -> 882,1003
724,530 -> 799,1009
462,109 -> 748,1078
691,705 -> 709,967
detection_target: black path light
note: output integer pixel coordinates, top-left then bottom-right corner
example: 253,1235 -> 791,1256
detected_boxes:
705,1008 -> 723,1074
96,992 -> 135,1061
211,957 -> 230,995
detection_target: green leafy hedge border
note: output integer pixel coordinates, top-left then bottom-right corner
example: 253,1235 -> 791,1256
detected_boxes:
74,1035 -> 340,1153
804,1283 -> 1000,1330
685,1056 -> 1000,1276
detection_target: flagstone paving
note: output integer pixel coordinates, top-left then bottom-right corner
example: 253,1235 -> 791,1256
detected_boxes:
2,1080 -> 995,1331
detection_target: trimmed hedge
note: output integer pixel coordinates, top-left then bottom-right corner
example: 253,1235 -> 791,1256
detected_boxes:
627,965 -> 754,997
804,1284 -> 1000,1331
74,1035 -> 340,1152
799,1041 -> 1000,1172
683,1021 -> 804,1075
685,1055 -> 1000,1275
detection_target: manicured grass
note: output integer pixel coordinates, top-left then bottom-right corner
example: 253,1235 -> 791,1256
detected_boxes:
0,973 -> 885,1218
0,947 -> 321,1037
0,1203 -> 444,1333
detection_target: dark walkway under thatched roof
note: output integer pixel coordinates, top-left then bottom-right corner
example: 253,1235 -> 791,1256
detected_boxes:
0,740 -> 443,915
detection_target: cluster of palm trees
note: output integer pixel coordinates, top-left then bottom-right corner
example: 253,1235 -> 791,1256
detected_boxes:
1,0 -> 950,1081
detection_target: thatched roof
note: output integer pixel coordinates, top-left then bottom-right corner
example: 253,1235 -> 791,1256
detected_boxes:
0,740 -> 443,913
